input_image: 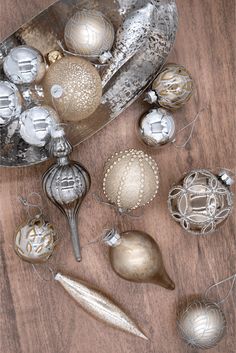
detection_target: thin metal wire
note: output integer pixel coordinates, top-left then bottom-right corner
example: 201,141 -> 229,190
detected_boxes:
173,105 -> 209,148
204,273 -> 236,305
32,264 -> 56,282
18,192 -> 43,219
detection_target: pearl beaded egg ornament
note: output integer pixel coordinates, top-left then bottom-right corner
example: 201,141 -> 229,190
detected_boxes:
0,81 -> 22,125
64,10 -> 115,63
3,45 -> 46,85
103,149 -> 159,212
137,108 -> 176,148
14,214 -> 57,264
42,56 -> 102,122
145,64 -> 194,110
168,169 -> 234,235
19,106 -> 60,147
177,300 -> 226,350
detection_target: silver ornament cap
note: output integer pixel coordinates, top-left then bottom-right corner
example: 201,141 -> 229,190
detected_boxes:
137,108 -> 175,147
103,229 -> 121,247
218,170 -> 234,186
0,80 -> 22,125
3,45 -> 46,84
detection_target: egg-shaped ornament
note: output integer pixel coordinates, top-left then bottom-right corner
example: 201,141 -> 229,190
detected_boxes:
145,64 -> 194,110
0,81 -> 22,125
19,106 -> 60,147
168,169 -> 234,235
137,108 -> 175,148
177,300 -> 226,350
14,214 -> 57,264
103,149 -> 159,212
42,56 -> 102,122
103,229 -> 175,290
64,10 -> 115,63
3,45 -> 46,85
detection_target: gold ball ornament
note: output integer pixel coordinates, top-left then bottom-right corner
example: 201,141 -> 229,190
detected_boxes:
103,149 -> 159,211
103,229 -> 175,290
64,10 -> 115,61
146,64 -> 194,110
42,56 -> 102,122
14,215 -> 57,264
177,300 -> 226,350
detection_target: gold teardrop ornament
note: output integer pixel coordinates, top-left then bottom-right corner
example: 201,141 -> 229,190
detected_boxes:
55,273 -> 148,340
103,229 -> 175,290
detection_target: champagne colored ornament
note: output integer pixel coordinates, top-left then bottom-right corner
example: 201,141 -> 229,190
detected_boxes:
3,45 -> 46,85
55,272 -> 148,340
145,64 -> 194,110
177,273 -> 236,350
0,81 -> 22,125
168,169 -> 234,235
103,149 -> 159,212
42,128 -> 90,262
137,108 -> 175,148
103,228 -> 175,290
14,194 -> 57,264
19,106 -> 59,147
102,3 -> 155,87
43,56 -> 102,122
64,10 -> 115,63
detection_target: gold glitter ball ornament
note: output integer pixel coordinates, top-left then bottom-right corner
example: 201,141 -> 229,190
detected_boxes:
64,10 -> 115,61
145,64 -> 194,110
177,300 -> 226,350
14,215 -> 57,264
42,56 -> 102,122
103,149 -> 159,211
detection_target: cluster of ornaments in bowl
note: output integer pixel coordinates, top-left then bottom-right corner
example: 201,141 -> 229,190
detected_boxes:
0,9 -> 117,147
137,63 -> 194,148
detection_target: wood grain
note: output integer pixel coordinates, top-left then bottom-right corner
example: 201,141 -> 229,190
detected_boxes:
0,1 -> 235,352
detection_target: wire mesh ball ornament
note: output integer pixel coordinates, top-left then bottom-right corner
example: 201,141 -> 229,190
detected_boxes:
14,214 -> 57,264
168,169 -> 234,235
64,10 -> 115,63
145,64 -> 194,110
103,149 -> 159,212
19,106 -> 60,147
42,56 -> 102,122
0,81 -> 22,125
3,45 -> 46,85
137,108 -> 175,148
177,300 -> 226,350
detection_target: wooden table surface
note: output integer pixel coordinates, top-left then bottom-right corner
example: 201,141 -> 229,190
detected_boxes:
0,1 -> 235,352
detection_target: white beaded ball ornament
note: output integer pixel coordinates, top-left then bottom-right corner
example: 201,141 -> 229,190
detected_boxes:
103,149 -> 159,211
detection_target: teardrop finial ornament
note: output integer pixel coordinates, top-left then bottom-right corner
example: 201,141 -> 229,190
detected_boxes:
42,128 -> 90,262
103,229 -> 175,290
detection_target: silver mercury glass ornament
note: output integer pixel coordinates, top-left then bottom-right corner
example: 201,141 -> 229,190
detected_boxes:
0,81 -> 23,125
168,169 -> 234,235
3,45 -> 46,85
42,128 -> 90,262
137,108 -> 175,148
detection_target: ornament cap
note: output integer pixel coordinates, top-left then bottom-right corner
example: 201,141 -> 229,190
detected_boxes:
103,228 -> 121,247
145,90 -> 158,104
218,170 -> 234,186
99,51 -> 112,64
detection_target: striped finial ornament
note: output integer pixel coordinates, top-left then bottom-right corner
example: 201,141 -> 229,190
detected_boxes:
103,149 -> 159,212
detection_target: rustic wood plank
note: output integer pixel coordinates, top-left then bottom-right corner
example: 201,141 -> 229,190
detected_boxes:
0,1 -> 235,353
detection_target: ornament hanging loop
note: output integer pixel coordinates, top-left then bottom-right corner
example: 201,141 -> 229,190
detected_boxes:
18,192 -> 43,220
32,263 -> 56,282
204,273 -> 236,305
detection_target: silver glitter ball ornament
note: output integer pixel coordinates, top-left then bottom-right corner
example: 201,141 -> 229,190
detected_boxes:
64,10 -> 115,62
0,80 -> 22,125
137,108 -> 175,148
19,106 -> 59,147
3,45 -> 46,85
177,300 -> 226,350
168,169 -> 234,235
43,129 -> 90,262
